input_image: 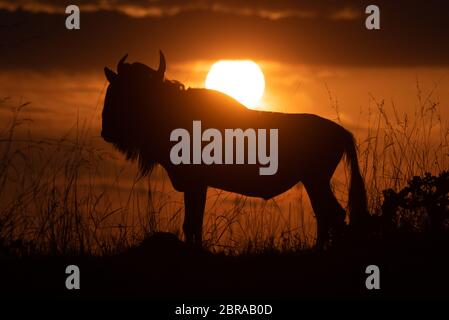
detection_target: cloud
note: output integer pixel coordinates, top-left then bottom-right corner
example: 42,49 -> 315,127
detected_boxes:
0,0 -> 448,70
0,0 -> 360,20
329,7 -> 361,21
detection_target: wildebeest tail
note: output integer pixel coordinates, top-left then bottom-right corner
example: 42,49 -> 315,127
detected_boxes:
343,131 -> 370,227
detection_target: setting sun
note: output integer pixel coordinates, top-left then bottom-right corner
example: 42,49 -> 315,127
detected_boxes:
205,60 -> 265,108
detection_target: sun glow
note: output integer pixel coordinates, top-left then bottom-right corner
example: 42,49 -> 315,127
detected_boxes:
205,60 -> 265,108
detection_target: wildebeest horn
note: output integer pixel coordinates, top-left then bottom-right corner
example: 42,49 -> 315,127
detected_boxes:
104,67 -> 117,83
117,54 -> 128,74
157,50 -> 166,78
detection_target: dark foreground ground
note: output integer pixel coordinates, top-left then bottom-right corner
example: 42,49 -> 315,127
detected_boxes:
0,232 -> 448,300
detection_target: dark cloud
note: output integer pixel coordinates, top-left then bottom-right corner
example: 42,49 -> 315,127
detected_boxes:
0,0 -> 448,71
0,0 -> 365,19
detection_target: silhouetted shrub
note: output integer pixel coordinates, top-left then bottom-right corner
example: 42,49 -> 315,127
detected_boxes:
381,171 -> 449,234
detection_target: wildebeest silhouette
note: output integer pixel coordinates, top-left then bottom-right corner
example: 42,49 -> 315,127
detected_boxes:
102,52 -> 370,248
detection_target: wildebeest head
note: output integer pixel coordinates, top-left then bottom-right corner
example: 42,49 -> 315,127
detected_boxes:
101,51 -> 166,162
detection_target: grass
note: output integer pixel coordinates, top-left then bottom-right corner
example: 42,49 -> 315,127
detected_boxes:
0,83 -> 447,257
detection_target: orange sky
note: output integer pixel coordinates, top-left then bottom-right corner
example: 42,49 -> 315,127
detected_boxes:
1,0 -> 448,130
1,63 -> 448,134
1,1 -> 448,247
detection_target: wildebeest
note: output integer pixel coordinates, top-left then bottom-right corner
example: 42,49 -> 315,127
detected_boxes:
102,52 -> 370,248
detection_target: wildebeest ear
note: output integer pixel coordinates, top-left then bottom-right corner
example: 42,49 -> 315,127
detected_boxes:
104,67 -> 117,83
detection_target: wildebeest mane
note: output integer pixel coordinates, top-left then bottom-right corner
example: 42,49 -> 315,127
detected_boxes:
106,59 -> 186,177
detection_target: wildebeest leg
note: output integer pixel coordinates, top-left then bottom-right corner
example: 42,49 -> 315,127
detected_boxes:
322,185 -> 347,243
304,179 -> 346,248
183,186 -> 207,247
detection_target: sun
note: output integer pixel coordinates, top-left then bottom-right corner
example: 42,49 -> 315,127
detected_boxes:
205,60 -> 265,108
